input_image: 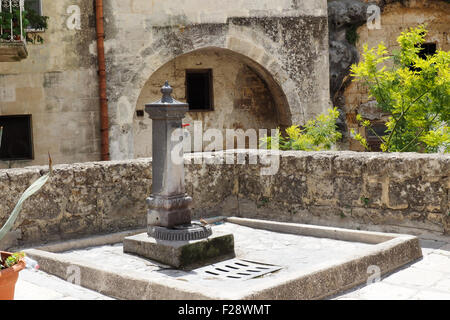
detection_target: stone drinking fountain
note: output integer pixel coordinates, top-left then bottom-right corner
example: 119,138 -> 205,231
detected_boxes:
22,83 -> 423,298
123,81 -> 235,269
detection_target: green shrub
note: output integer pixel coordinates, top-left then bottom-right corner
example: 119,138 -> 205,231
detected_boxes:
260,108 -> 342,151
0,252 -> 25,270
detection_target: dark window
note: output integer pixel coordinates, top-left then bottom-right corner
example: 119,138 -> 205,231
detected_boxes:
186,69 -> 213,111
366,123 -> 387,152
418,43 -> 437,59
410,43 -> 437,72
24,0 -> 45,31
0,115 -> 34,160
25,0 -> 42,15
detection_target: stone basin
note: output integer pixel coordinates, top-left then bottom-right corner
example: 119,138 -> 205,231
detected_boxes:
23,217 -> 422,300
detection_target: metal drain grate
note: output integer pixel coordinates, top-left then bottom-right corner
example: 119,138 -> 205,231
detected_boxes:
199,259 -> 282,280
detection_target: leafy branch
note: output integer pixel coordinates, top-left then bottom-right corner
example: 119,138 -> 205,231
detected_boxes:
0,126 -> 53,245
350,25 -> 450,153
260,108 -> 342,151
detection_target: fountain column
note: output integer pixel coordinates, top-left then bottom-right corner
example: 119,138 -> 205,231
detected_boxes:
123,82 -> 234,269
146,82 -> 195,227
144,81 -> 211,240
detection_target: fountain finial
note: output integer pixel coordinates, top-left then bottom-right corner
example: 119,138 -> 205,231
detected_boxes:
161,80 -> 174,103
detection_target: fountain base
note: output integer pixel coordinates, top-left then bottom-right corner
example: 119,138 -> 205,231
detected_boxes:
123,228 -> 235,269
148,223 -> 212,241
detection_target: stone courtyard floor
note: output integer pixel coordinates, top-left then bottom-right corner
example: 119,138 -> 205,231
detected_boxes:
332,239 -> 450,300
14,239 -> 449,300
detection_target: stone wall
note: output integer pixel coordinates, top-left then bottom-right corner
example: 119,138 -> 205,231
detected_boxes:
0,159 -> 151,248
0,0 -> 101,168
0,150 -> 448,249
187,151 -> 449,242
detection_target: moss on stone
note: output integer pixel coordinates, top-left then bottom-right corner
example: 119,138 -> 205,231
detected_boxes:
346,24 -> 360,46
179,235 -> 235,268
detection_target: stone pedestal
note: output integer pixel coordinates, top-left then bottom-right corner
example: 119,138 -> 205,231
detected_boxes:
124,232 -> 235,270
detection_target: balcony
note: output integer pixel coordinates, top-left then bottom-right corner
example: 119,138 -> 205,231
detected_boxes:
0,0 -> 27,62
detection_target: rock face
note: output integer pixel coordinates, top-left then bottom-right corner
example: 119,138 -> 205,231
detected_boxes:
328,0 -> 369,101
0,151 -> 448,249
328,0 -> 370,134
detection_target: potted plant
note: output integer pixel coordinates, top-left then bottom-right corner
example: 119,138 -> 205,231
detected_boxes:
0,252 -> 26,300
0,4 -> 49,43
0,127 -> 52,300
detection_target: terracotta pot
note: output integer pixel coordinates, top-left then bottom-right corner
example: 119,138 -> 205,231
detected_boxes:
0,251 -> 26,300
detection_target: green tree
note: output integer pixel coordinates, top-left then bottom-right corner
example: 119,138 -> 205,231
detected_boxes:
260,107 -> 342,151
350,25 -> 450,153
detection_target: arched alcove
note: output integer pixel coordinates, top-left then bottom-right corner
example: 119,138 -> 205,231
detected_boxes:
133,47 -> 292,158
106,19 -> 330,160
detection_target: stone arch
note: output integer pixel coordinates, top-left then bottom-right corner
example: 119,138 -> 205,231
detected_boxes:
109,28 -> 301,159
140,46 -> 292,123
132,46 -> 293,158
136,43 -> 296,125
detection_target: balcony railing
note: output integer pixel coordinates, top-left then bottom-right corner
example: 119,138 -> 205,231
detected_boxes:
0,0 -> 25,42
0,0 -> 27,61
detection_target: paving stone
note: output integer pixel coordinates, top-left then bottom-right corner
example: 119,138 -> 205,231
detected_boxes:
58,224 -> 375,277
382,267 -> 445,288
333,282 -> 417,300
436,244 -> 450,256
15,269 -> 114,300
15,280 -> 65,300
28,220 -> 417,300
410,253 -> 450,274
13,236 -> 450,300
409,290 -> 450,300
430,278 -> 450,293
421,247 -> 438,256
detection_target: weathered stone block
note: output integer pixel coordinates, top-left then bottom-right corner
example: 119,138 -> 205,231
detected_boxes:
335,176 -> 364,206
270,175 -> 306,206
389,178 -> 444,212
333,153 -> 364,177
365,180 -> 383,208
123,232 -> 235,269
306,175 -> 336,206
